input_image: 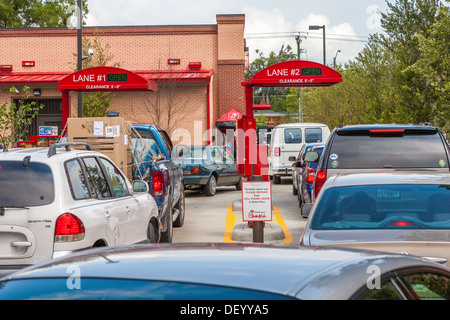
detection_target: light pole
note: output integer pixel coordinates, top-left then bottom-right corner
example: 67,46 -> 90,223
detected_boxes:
334,50 -> 341,69
77,0 -> 83,117
309,25 -> 326,65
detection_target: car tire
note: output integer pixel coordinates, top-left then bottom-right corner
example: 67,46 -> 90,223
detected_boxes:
203,174 -> 217,196
160,198 -> 173,243
273,175 -> 281,184
298,187 -> 303,207
147,220 -> 159,243
174,186 -> 185,228
235,176 -> 242,191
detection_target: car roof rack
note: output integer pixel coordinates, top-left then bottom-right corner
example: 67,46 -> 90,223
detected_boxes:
47,142 -> 93,157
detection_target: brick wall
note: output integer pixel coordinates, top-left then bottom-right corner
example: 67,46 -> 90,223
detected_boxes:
0,14 -> 246,145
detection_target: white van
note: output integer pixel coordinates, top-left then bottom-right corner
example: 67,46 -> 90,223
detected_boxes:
269,123 -> 330,184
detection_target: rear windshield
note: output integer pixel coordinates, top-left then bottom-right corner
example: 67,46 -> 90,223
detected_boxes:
328,130 -> 449,169
310,184 -> 450,230
0,160 -> 54,206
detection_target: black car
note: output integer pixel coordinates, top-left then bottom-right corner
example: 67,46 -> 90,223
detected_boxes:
306,124 -> 450,201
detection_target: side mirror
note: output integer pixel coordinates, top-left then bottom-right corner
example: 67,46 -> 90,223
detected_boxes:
303,151 -> 320,162
301,203 -> 313,217
132,180 -> 149,193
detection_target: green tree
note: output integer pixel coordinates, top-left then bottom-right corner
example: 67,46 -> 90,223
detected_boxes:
410,4 -> 450,133
247,44 -> 298,113
0,0 -> 88,28
70,30 -> 122,117
0,86 -> 44,149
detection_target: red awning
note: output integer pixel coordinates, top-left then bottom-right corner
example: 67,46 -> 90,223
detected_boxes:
0,72 -> 67,85
0,69 -> 213,86
217,108 -> 242,121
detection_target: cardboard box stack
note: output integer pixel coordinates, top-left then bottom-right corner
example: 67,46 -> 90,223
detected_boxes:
67,117 -> 132,180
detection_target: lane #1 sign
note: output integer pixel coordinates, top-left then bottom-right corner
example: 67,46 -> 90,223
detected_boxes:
242,181 -> 272,221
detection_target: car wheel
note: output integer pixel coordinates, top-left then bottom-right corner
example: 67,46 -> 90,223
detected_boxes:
174,185 -> 185,228
203,174 -> 217,196
298,188 -> 303,207
292,183 -> 298,195
147,219 -> 159,243
235,176 -> 242,191
160,198 -> 173,243
273,175 -> 281,184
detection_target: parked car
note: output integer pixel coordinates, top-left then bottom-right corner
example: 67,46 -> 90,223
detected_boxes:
1,243 -> 449,300
268,123 -> 330,184
306,124 -> 450,201
0,142 -> 159,277
176,145 -> 242,196
131,124 -> 185,242
290,142 -> 324,203
300,172 -> 450,266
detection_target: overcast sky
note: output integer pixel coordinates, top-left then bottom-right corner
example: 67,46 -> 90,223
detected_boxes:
85,0 -> 390,65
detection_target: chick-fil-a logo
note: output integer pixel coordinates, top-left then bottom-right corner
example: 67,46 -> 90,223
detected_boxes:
248,210 -> 267,219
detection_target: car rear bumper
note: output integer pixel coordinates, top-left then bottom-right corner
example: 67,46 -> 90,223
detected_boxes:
272,167 -> 293,176
183,175 -> 209,185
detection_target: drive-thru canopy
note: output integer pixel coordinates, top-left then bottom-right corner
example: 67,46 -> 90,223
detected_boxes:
239,60 -> 342,179
57,66 -> 158,132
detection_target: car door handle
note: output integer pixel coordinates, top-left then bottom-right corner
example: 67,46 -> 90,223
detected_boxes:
126,206 -> 131,214
105,211 -> 111,220
11,241 -> 32,248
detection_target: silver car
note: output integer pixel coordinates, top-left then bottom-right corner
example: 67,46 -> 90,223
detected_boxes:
0,243 -> 449,300
301,172 -> 450,266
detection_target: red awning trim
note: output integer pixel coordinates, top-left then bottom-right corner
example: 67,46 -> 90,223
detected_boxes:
0,72 -> 67,85
0,69 -> 214,86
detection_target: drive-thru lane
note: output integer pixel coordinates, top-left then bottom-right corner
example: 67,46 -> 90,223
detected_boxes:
174,178 -> 306,245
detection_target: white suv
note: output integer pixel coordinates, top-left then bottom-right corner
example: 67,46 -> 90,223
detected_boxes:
0,143 -> 159,275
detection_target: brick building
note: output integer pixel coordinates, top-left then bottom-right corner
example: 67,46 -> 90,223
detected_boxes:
0,14 -> 246,146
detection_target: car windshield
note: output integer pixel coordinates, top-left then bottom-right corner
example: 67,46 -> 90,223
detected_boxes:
179,147 -> 208,163
310,184 -> 450,230
328,130 -> 449,169
0,160 -> 54,207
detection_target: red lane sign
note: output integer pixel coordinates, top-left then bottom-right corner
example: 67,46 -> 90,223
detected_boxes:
58,66 -> 158,92
243,60 -> 342,88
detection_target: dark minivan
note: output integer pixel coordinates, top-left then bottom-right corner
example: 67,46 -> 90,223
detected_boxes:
307,124 -> 450,201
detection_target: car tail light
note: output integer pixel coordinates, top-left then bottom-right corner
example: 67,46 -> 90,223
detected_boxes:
314,168 -> 327,198
369,129 -> 405,136
306,168 -> 315,184
191,167 -> 200,175
390,221 -> 414,227
274,147 -> 280,157
152,170 -> 165,197
55,213 -> 85,242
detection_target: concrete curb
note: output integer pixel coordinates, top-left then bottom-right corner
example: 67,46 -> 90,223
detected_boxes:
231,199 -> 285,243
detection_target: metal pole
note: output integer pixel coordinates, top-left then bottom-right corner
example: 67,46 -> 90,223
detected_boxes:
77,0 -> 83,117
322,25 -> 326,66
253,221 -> 264,243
